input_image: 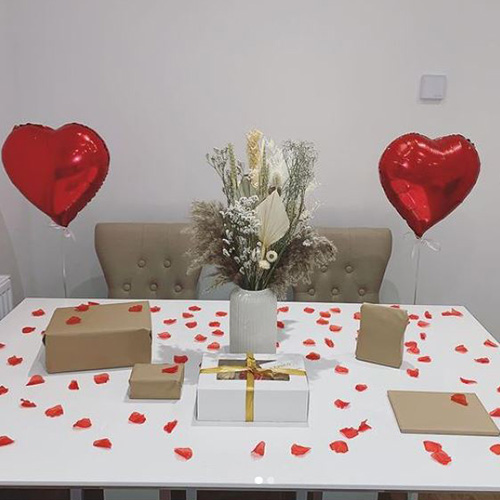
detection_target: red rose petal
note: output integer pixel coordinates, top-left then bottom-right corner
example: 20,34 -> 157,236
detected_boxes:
162,365 -> 179,374
93,438 -> 112,449
451,393 -> 468,406
306,352 -> 320,361
329,324 -> 342,333
490,444 -> 500,455
88,301 -> 100,306
442,308 -> 463,317
164,319 -> 177,325
189,305 -> 201,312
329,440 -> 348,453
128,305 -> 143,313
129,412 -> 146,424
7,356 -> 23,366
185,321 -> 197,329
330,307 -> 341,313
484,339 -> 498,348
277,320 -> 285,329
304,307 -> 315,314
353,312 -> 361,320
320,311 -> 331,319
20,398 -> 36,408
194,334 -> 207,342
174,447 -> 193,460
212,329 -> 224,336
334,399 -> 350,409
303,338 -> 316,346
94,373 -> 109,384
75,304 -> 90,312
0,385 -> 8,396
455,344 -> 468,353
158,332 -> 171,340
174,355 -> 188,364
73,418 -> 92,429
358,419 -> 371,432
417,321 -> 430,328
489,408 -> 500,418
355,384 -> 368,392
340,427 -> 359,439
22,327 -> 35,334
207,342 -> 220,351
390,305 -> 401,308
431,450 -> 452,465
68,380 -> 79,390
335,365 -> 349,374
66,316 -> 81,325
475,357 -> 490,364
182,312 -> 194,319
316,318 -> 329,325
407,368 -> 419,378
405,341 -> 417,348
278,306 -> 289,313
209,321 -> 220,328
215,311 -> 228,317
163,419 -> 178,434
0,343 -> 5,349
31,309 -> 45,317
150,306 -> 161,313
324,338 -> 334,348
424,440 -> 442,453
418,356 -> 432,363
420,333 -> 427,340
407,346 -> 420,355
251,440 -> 266,457
460,377 -> 477,385
291,444 -> 311,456
425,311 -> 432,319
409,314 -> 419,320
26,375 -> 45,386
45,404 -> 64,417
0,436 -> 14,447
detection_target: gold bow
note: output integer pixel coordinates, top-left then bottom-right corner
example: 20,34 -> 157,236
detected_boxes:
200,353 -> 306,422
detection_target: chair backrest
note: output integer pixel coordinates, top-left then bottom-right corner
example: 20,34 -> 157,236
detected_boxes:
292,227 -> 392,303
95,222 -> 200,299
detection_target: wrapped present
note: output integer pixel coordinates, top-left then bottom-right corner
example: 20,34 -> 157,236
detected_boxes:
129,363 -> 184,399
44,301 -> 151,373
196,353 -> 309,422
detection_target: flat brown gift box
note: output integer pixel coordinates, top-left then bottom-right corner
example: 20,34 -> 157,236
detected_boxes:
388,390 -> 500,436
355,303 -> 408,368
129,363 -> 184,399
44,301 -> 152,373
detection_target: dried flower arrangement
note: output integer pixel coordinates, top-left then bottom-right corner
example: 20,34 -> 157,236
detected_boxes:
188,130 -> 336,298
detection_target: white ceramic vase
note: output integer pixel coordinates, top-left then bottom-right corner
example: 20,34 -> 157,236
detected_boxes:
229,287 -> 277,354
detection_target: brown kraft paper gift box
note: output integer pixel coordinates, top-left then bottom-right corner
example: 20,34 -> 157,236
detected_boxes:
355,303 -> 408,368
44,301 -> 152,373
129,363 -> 184,399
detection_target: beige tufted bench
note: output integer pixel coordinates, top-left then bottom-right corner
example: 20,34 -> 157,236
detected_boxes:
293,227 -> 392,303
95,222 -> 201,300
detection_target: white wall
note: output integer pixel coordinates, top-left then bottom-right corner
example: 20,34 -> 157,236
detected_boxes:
1,0 -> 499,337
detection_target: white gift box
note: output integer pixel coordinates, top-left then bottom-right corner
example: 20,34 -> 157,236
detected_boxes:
196,353 -> 309,423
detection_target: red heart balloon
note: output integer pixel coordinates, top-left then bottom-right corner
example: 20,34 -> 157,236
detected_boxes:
2,123 -> 109,227
379,133 -> 480,237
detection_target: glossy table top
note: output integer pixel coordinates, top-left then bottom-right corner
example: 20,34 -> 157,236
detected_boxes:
0,298 -> 499,491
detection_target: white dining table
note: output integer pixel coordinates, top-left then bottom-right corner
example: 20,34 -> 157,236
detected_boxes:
0,298 -> 499,496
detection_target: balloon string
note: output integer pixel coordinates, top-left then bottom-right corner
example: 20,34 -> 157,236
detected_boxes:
413,241 -> 421,305
61,229 -> 68,299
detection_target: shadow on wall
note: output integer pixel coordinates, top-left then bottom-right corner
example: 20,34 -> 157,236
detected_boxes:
0,208 -> 24,304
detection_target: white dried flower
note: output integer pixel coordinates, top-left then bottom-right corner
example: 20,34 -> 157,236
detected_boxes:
258,260 -> 271,270
266,250 -> 278,263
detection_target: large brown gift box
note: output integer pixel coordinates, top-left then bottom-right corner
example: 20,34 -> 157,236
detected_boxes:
355,303 -> 408,368
44,301 -> 152,373
129,363 -> 184,399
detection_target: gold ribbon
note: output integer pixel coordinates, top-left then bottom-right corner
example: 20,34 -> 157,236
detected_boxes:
200,353 -> 306,422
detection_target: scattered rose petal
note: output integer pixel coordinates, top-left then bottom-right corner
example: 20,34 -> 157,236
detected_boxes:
277,320 -> 285,329
460,377 -> 477,385
75,304 -> 90,312
475,357 -> 490,364
22,327 -> 35,334
335,365 -> 349,374
490,408 -> 500,418
455,345 -> 468,353
355,384 -> 368,392
185,321 -> 197,329
420,333 -> 427,340
490,444 -> 500,455
194,334 -> 207,342
407,368 -> 419,378
431,450 -> 452,465
164,319 -> 177,325
150,306 -> 161,313
251,441 -> 266,457
303,338 -> 316,346
128,305 -> 143,313
7,356 -> 22,366
425,311 -> 432,319
405,341 -> 417,348
207,342 -> 220,351
442,308 -> 463,317
66,316 -> 81,325
182,312 -> 194,319
0,385 -> 8,396
409,314 -> 419,320
174,447 -> 193,460
73,418 -> 92,429
68,380 -> 79,390
304,307 -> 315,314
407,345 -> 420,355
306,352 -> 320,361
174,355 -> 188,364
340,427 -> 359,439
162,365 -> 179,374
291,444 -> 311,456
324,338 -> 334,348
20,398 -> 36,408
484,339 -> 498,348
329,440 -> 348,453
0,343 -> 5,349
45,404 -> 64,417
215,311 -> 227,317
163,419 -> 178,434
209,321 -> 220,328
278,306 -> 289,313
212,329 -> 224,336
329,324 -> 342,333
334,399 -> 350,409
189,305 -> 201,312
88,301 -> 100,306
330,307 -> 341,313
417,321 -> 430,328
158,332 -> 171,340
451,393 -> 468,406
31,309 -> 45,317
94,373 -> 109,384
358,420 -> 371,432
0,436 -> 14,447
93,438 -> 112,449
129,412 -> 146,424
424,441 -> 442,453
418,356 -> 432,363
26,375 -> 45,386
390,305 -> 400,308
353,312 -> 361,320
320,311 -> 331,319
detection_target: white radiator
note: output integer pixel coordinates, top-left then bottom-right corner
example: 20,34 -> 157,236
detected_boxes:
0,275 -> 13,320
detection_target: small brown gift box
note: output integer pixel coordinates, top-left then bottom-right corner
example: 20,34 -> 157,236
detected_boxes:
355,303 -> 408,368
44,301 -> 152,373
129,363 -> 184,399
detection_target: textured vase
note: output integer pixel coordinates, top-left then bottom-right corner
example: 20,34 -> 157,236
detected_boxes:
229,287 -> 277,354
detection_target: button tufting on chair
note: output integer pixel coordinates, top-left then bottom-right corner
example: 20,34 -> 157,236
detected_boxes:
150,283 -> 158,291
321,265 -> 328,273
123,283 -> 131,291
345,265 -> 353,273
308,288 -> 315,296
164,259 -> 171,268
359,288 -> 366,296
332,288 -> 339,295
174,284 -> 182,293
138,259 -> 146,268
